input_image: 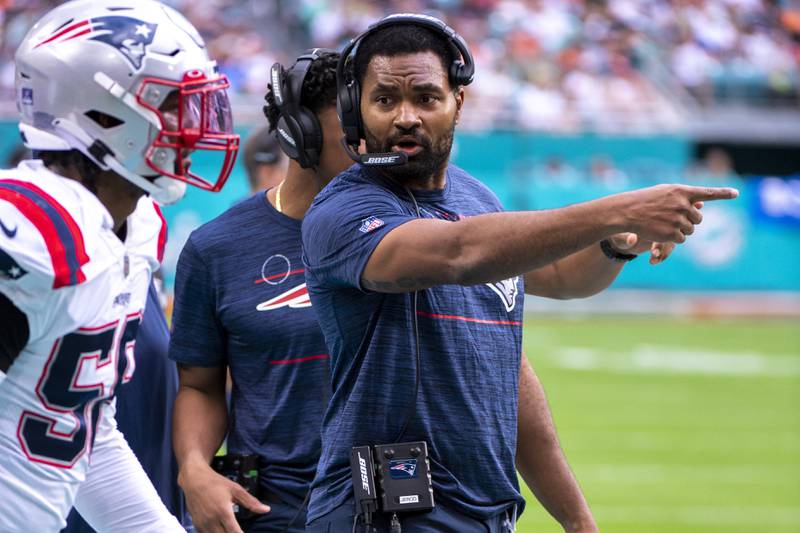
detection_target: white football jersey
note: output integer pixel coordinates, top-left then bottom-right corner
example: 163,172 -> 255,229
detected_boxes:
0,160 -> 176,531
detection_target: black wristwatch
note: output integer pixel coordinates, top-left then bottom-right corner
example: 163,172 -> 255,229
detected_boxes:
600,238 -> 638,263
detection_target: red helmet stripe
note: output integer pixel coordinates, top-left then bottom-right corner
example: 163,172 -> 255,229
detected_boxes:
35,19 -> 90,48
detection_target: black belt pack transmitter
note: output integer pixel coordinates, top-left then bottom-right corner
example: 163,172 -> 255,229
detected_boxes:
350,441 -> 434,529
351,446 -> 378,518
211,454 -> 260,520
374,441 -> 434,513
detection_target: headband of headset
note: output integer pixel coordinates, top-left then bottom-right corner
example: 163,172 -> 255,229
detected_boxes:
269,48 -> 335,169
336,13 -> 475,152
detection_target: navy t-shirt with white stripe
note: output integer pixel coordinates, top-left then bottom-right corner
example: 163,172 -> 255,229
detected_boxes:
301,163 -> 526,522
169,192 -> 329,506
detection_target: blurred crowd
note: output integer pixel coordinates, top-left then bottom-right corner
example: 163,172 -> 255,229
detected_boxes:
0,0 -> 798,132
504,146 -> 746,212
522,146 -> 739,187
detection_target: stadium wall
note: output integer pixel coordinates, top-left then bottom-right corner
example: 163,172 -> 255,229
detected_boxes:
1,121 -> 796,295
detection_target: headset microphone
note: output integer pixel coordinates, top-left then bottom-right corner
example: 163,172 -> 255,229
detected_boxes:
341,139 -> 408,167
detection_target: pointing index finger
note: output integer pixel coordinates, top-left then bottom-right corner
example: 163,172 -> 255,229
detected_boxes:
686,186 -> 739,202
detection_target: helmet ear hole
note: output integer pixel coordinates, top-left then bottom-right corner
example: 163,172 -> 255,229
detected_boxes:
85,110 -> 125,129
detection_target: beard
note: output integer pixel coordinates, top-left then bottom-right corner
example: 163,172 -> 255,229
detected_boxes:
364,120 -> 456,184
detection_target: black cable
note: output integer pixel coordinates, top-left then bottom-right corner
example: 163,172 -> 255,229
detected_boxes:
393,187 -> 422,444
393,289 -> 420,443
279,490 -> 311,533
352,512 -> 377,533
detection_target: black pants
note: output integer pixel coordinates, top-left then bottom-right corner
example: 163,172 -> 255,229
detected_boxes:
306,500 -> 516,533
237,494 -> 307,533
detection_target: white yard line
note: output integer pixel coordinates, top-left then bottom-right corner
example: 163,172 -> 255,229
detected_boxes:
523,289 -> 800,317
588,505 -> 800,527
563,430 -> 800,454
542,345 -> 800,377
579,463 -> 799,484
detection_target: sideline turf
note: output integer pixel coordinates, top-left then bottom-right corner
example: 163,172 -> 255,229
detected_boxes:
516,317 -> 800,533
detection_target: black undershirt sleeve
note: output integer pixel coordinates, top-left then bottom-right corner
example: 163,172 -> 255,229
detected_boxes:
0,291 -> 29,373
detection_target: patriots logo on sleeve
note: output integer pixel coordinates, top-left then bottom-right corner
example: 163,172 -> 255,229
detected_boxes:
36,16 -> 157,70
486,276 -> 519,312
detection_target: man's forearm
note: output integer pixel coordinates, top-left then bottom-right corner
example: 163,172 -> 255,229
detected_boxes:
173,375 -> 228,481
453,197 -> 624,285
524,243 -> 624,299
517,356 -> 597,532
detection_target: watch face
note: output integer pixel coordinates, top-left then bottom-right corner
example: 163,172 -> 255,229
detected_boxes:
601,239 -> 637,262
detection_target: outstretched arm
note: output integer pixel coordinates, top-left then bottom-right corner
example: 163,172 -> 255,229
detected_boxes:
362,185 -> 735,293
516,355 -> 598,533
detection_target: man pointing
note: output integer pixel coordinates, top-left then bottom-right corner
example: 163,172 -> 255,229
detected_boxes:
302,14 -> 737,532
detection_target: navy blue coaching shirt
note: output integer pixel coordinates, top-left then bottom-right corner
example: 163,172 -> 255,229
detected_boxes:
169,191 -> 329,509
301,163 -> 526,523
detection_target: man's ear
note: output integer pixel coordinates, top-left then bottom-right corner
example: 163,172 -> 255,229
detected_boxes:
454,87 -> 465,124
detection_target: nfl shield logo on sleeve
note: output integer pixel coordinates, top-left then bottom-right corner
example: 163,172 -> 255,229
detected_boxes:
359,216 -> 385,234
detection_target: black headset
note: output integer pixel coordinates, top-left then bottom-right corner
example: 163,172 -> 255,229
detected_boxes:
336,13 -> 475,165
269,48 -> 336,169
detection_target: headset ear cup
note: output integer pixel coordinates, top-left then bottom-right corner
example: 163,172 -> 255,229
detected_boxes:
296,107 -> 323,169
338,85 -> 350,141
450,61 -> 464,88
275,116 -> 300,162
339,79 -> 362,147
351,81 -> 364,141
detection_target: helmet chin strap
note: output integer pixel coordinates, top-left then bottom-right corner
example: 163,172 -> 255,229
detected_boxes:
105,158 -> 187,205
49,118 -> 186,205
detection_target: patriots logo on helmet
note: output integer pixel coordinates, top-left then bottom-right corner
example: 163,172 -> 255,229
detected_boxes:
36,16 -> 157,70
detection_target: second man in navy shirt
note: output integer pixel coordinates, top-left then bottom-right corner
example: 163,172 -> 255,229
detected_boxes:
169,50 -> 352,533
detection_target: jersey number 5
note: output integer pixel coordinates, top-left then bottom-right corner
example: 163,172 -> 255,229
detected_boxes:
16,314 -> 140,468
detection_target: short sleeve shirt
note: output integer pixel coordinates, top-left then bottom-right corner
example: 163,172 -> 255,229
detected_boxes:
301,164 -> 525,521
169,192 -> 329,506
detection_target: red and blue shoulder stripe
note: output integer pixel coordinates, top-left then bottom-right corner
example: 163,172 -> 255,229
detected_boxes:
152,202 -> 167,265
0,179 -> 90,288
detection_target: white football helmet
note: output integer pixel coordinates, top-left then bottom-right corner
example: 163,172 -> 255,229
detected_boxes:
15,0 -> 239,204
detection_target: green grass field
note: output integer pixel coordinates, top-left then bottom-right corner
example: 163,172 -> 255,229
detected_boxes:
516,317 -> 800,533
